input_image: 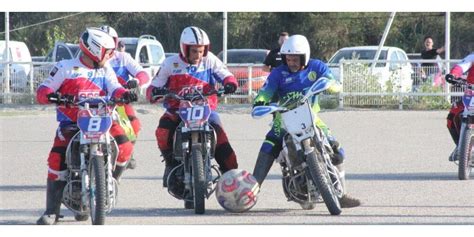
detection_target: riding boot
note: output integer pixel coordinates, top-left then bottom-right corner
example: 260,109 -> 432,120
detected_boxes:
36,179 -> 66,225
113,165 -> 126,183
328,139 -> 344,166
126,156 -> 137,170
335,164 -> 361,208
126,141 -> 137,170
449,147 -> 459,162
252,152 -> 275,186
162,152 -> 178,188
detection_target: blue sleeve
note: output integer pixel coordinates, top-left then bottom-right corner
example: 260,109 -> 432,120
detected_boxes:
254,68 -> 280,104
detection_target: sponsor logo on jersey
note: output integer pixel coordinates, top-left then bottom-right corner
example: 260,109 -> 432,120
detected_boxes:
172,69 -> 183,74
284,77 -> 293,84
73,66 -> 80,71
49,66 -> 59,77
281,71 -> 289,77
187,65 -> 197,73
308,71 -> 318,81
173,63 -> 179,68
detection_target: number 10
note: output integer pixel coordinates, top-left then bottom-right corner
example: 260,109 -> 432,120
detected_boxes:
186,107 -> 204,120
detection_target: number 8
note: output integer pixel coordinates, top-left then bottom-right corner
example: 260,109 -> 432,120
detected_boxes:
88,117 -> 102,132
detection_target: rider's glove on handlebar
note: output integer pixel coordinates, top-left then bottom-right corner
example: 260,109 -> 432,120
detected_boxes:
127,79 -> 139,89
445,74 -> 457,85
121,91 -> 138,104
224,83 -> 237,94
47,93 -> 74,106
150,87 -> 168,102
253,101 -> 269,108
47,93 -> 61,104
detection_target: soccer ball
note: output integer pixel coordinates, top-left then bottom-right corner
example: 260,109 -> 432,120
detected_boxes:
215,169 -> 260,213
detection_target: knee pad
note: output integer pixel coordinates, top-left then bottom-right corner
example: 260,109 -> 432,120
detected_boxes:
129,117 -> 141,135
156,127 -> 171,151
116,142 -> 134,166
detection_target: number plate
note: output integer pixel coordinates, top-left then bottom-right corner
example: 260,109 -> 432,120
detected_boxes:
77,109 -> 113,138
281,103 -> 314,136
178,101 -> 211,129
463,89 -> 474,111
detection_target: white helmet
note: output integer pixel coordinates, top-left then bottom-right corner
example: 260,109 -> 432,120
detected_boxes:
79,28 -> 115,63
280,34 -> 311,66
100,25 -> 119,48
180,26 -> 210,60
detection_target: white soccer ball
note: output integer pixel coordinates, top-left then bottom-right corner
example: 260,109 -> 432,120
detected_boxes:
215,169 -> 260,213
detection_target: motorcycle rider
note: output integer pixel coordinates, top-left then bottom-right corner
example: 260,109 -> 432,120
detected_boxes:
100,25 -> 151,169
36,28 -> 137,225
252,34 -> 361,208
146,26 -> 239,188
445,53 -> 474,161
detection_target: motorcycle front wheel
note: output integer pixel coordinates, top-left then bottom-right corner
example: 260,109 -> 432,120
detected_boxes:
306,149 -> 342,215
458,126 -> 473,180
89,156 -> 107,224
191,144 -> 206,214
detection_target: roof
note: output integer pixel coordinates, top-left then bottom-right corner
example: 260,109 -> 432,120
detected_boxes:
338,46 -> 403,51
224,49 -> 269,53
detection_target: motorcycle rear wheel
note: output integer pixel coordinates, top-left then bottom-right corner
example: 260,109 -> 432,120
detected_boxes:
458,127 -> 473,180
89,156 -> 107,225
306,149 -> 342,215
191,144 -> 206,214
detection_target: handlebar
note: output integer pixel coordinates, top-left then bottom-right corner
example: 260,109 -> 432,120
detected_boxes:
49,94 -> 132,107
152,88 -> 225,102
450,78 -> 474,90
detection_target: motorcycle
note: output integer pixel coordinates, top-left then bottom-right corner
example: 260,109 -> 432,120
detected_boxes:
58,95 -> 125,224
251,78 -> 343,215
158,87 -> 223,214
451,79 -> 474,180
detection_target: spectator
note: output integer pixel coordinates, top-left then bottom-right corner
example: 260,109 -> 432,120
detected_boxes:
263,32 -> 289,72
117,40 -> 126,52
421,36 -> 445,82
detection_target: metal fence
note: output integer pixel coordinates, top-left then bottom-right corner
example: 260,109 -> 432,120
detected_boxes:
338,59 -> 462,109
0,60 -> 466,109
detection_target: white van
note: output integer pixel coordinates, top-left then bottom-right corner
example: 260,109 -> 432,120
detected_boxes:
328,46 -> 413,92
119,35 -> 165,87
0,40 -> 32,92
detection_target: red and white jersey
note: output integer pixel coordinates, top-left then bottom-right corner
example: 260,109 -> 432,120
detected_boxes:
149,52 -> 236,110
109,51 -> 147,86
37,57 -> 125,123
450,53 -> 474,84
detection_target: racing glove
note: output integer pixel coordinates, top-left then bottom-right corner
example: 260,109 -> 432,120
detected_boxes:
445,74 -> 457,85
46,93 -> 61,104
224,83 -> 237,94
253,101 -> 269,108
121,91 -> 138,104
127,79 -> 139,89
152,87 -> 168,97
47,93 -> 75,106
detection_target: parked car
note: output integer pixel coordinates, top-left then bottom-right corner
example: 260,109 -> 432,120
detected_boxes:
165,52 -> 178,58
119,35 -> 165,87
217,49 -> 270,94
328,46 -> 413,92
44,42 -> 80,62
32,56 -> 46,62
31,42 -> 80,90
0,40 -> 32,92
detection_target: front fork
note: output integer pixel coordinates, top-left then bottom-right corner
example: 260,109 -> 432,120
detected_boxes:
182,130 -> 214,195
80,145 -> 89,206
182,132 -> 200,191
80,143 -> 114,210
